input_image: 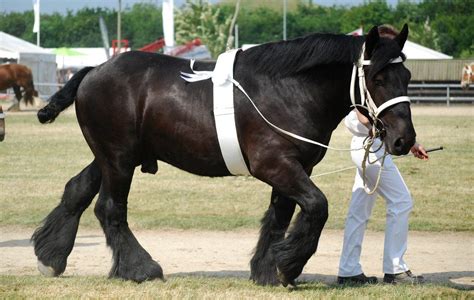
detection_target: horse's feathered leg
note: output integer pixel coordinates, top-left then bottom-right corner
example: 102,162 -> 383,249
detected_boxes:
253,158 -> 328,286
31,160 -> 102,276
94,159 -> 164,283
250,190 -> 296,285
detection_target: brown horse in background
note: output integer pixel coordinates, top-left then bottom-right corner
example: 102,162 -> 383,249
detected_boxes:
0,64 -> 38,108
461,63 -> 474,90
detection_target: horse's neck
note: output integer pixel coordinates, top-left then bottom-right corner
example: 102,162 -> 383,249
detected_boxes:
300,64 -> 354,127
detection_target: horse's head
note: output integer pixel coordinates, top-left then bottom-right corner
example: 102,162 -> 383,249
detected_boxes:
461,64 -> 473,90
359,24 -> 416,155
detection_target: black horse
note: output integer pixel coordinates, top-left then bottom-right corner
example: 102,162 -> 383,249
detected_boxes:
32,25 -> 415,286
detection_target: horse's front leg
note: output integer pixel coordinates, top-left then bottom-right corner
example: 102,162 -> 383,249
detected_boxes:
253,158 -> 328,287
250,190 -> 296,285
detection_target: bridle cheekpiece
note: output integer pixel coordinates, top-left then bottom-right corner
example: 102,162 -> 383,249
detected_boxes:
350,43 -> 410,121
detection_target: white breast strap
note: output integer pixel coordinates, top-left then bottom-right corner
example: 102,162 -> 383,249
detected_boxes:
181,50 -> 250,176
0,112 -> 4,119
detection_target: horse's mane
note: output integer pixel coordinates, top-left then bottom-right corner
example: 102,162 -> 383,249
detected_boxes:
242,26 -> 405,78
242,34 -> 363,77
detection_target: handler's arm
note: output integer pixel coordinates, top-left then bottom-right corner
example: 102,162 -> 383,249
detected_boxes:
355,109 -> 371,129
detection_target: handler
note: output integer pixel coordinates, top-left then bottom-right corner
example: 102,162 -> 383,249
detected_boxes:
337,109 -> 428,285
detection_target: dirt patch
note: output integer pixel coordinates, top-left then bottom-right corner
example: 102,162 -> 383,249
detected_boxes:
0,227 -> 472,288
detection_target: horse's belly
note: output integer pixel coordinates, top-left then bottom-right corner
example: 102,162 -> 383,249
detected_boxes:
155,144 -> 231,177
145,126 -> 232,177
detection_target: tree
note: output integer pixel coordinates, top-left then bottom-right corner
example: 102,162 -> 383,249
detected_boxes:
175,0 -> 232,58
123,3 -> 163,49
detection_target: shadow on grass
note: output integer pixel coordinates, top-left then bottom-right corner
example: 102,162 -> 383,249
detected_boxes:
0,238 -> 100,248
168,270 -> 473,291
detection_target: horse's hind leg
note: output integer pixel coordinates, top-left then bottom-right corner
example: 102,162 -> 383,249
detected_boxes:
12,85 -> 22,102
32,160 -> 101,276
94,160 -> 164,283
250,190 -> 296,285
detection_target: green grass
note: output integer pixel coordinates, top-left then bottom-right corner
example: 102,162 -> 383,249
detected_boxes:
0,275 -> 471,299
0,107 -> 473,232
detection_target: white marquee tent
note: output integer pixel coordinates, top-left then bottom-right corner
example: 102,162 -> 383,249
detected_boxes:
403,40 -> 452,60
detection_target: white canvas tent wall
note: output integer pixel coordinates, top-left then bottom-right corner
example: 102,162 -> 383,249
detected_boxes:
403,40 -> 452,60
0,32 -> 57,97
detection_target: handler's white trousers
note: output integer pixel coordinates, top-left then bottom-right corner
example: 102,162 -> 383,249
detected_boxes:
338,136 -> 412,276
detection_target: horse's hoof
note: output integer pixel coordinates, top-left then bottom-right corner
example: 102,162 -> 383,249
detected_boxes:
277,268 -> 297,288
37,260 -> 59,277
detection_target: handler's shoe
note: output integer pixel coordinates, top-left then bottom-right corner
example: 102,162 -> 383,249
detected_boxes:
337,273 -> 378,285
383,270 -> 424,284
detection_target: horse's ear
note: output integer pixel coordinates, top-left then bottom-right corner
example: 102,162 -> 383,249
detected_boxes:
365,26 -> 380,58
394,24 -> 409,50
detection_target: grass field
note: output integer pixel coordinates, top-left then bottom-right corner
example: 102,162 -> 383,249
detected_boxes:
0,106 -> 472,232
0,105 -> 473,298
0,275 -> 472,299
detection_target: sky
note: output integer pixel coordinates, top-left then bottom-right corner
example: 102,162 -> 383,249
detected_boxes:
1,0 -> 408,14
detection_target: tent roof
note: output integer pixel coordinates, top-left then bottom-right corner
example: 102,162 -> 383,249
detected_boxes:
0,31 -> 51,59
403,40 -> 452,60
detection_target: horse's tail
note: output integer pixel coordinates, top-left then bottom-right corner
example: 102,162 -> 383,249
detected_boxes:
38,66 -> 94,124
24,78 -> 36,106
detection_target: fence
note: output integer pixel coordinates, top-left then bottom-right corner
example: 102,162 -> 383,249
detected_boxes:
408,83 -> 474,106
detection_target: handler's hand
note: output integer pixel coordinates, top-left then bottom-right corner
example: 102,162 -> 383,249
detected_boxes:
411,142 -> 429,160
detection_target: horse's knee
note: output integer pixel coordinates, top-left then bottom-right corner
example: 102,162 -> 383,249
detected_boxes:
303,195 -> 329,223
94,198 -> 107,224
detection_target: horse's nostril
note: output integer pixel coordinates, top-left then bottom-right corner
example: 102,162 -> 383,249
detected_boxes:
394,138 -> 404,150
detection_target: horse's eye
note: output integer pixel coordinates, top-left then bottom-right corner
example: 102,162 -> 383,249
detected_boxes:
374,79 -> 384,86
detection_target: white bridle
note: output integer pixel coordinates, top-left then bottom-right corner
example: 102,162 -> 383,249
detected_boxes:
350,43 -> 410,120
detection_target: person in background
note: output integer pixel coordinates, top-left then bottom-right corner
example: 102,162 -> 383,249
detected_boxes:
337,109 -> 429,285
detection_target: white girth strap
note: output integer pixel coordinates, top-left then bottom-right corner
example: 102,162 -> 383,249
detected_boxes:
181,49 -> 250,176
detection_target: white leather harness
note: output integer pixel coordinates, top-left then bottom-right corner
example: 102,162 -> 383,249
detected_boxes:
181,49 -> 250,175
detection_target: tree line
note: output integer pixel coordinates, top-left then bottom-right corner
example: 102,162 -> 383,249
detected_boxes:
0,0 -> 472,58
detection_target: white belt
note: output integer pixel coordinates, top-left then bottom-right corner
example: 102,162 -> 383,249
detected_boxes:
181,49 -> 250,175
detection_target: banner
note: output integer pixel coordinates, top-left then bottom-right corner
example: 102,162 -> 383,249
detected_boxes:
33,0 -> 40,33
162,0 -> 175,47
